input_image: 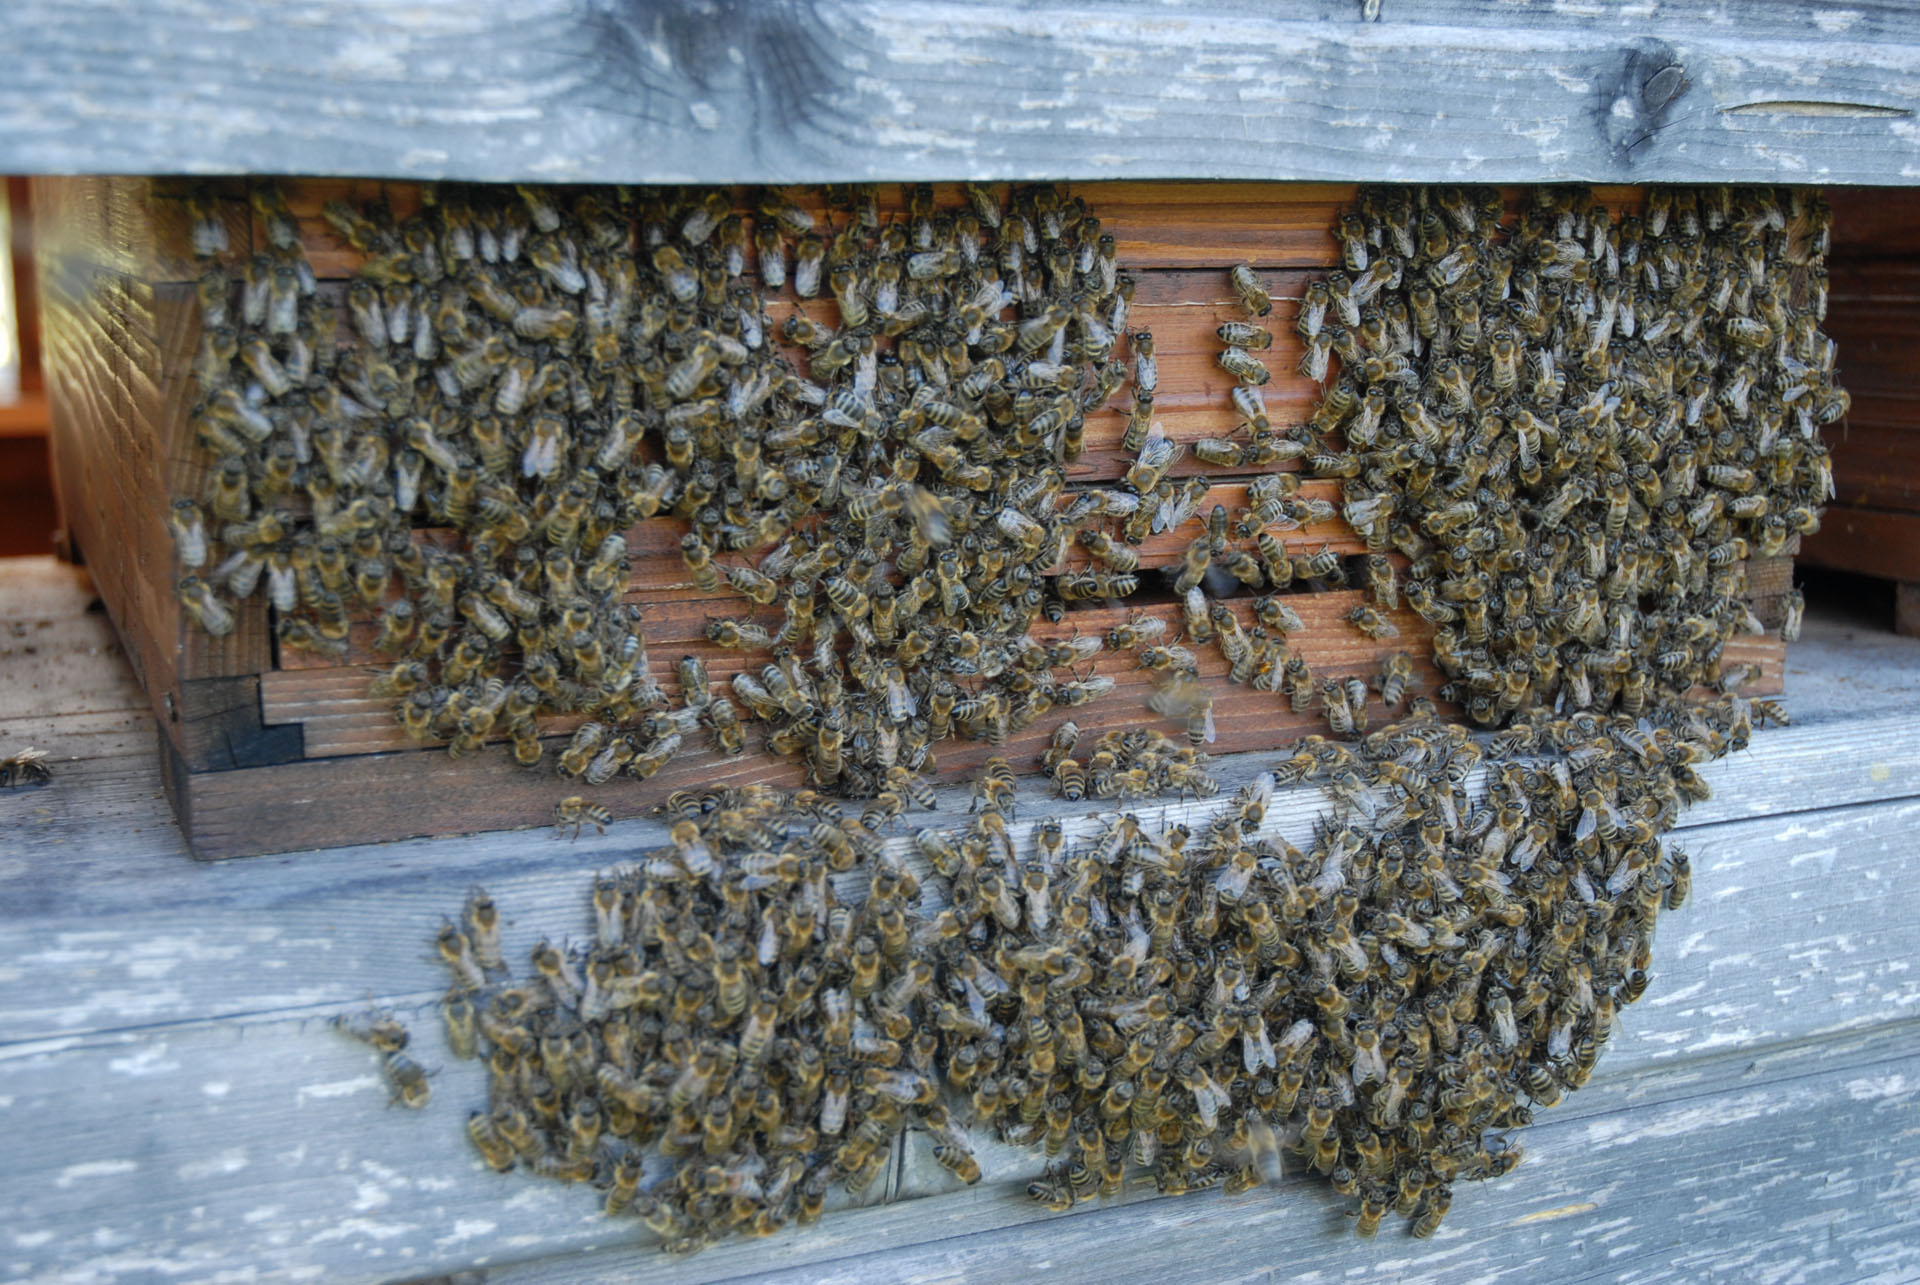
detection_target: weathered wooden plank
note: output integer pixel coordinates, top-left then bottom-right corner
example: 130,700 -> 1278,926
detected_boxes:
4,3 -> 1919,184
6,729 -> 1919,1071
1,1004 -> 1912,1285
764,1044 -> 1920,1285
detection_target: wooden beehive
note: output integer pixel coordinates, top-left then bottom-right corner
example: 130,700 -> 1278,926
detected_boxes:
33,176 -> 1788,859
1802,189 -> 1920,632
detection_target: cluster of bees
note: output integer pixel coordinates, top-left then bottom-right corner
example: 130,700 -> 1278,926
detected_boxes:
1280,185 -> 1832,723
294,179 -> 1837,1250
340,684 -> 1758,1250
947,692 -> 1756,1236
173,178 -> 1190,786
345,783 -> 974,1250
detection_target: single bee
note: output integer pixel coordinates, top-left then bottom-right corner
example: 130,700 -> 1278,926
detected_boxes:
168,500 -> 209,568
553,795 -> 611,840
1377,652 -> 1414,707
1218,346 -> 1271,386
383,1052 -> 432,1109
1229,262 -> 1273,316
1346,605 -> 1399,639
467,1112 -> 516,1173
177,577 -> 236,636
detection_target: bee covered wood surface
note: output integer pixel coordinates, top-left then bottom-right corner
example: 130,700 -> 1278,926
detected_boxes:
2,557 -> 1920,1282
2,747 -> 1919,1281
33,174 -> 1802,861
4,1 -> 1920,185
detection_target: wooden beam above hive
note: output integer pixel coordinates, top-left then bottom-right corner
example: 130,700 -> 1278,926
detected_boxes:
2,1 -> 1917,185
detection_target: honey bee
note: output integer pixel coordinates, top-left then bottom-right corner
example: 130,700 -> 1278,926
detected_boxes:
167,500 -> 210,568
1148,674 -> 1216,746
383,1052 -> 432,1109
1125,424 -> 1183,495
1346,605 -> 1399,640
176,577 -> 236,636
1217,346 -> 1271,386
553,795 -> 611,840
1377,652 -> 1414,707
1410,1188 -> 1451,1238
467,1111 -> 516,1173
1229,263 -> 1273,317
557,722 -> 608,779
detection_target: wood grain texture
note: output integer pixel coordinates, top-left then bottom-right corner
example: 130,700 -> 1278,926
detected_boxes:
3,3 -> 1919,184
32,179 -> 271,762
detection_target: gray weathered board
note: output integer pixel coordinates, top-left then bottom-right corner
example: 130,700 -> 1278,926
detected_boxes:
1,1 -> 1918,185
3,556 -> 1920,1283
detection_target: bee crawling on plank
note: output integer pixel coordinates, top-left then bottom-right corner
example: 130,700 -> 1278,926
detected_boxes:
0,748 -> 52,788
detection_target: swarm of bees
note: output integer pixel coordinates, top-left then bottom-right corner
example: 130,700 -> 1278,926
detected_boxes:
175,179 -> 1163,788
1289,185 -> 1836,723
390,682 -> 1757,1249
412,786 -> 949,1251
944,693 -> 1748,1237
290,180 -> 1834,1251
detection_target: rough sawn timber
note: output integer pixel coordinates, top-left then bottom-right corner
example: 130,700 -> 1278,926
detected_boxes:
2,2 -> 1919,186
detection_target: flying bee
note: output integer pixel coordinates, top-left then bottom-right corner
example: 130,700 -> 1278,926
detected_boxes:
1148,674 -> 1216,746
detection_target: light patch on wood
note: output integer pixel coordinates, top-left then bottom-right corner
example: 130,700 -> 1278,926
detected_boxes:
306,1216 -> 420,1244
177,1147 -> 249,1181
106,1042 -> 178,1077
54,1160 -> 137,1187
296,1074 -> 380,1103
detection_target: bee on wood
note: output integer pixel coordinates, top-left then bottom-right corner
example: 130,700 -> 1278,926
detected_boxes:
553,795 -> 611,840
0,747 -> 53,789
1346,605 -> 1399,640
1229,263 -> 1273,316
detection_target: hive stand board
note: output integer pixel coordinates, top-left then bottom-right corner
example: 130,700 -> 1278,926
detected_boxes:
33,177 -> 1792,858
